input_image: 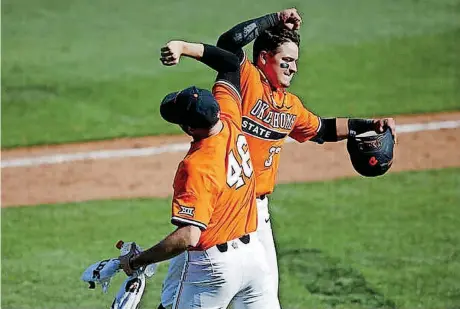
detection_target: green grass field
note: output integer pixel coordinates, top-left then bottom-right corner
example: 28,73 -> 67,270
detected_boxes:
2,0 -> 460,147
2,168 -> 460,308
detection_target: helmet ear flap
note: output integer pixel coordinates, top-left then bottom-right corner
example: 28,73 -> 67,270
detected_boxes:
347,128 -> 395,177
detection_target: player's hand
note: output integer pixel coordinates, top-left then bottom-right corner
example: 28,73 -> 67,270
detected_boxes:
160,40 -> 184,66
373,118 -> 397,142
118,242 -> 140,276
278,8 -> 302,30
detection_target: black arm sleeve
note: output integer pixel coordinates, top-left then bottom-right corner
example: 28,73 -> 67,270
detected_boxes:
198,44 -> 241,94
310,118 -> 338,143
216,13 -> 279,61
199,44 -> 239,74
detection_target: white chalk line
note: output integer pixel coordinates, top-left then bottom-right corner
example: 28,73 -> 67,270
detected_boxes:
2,120 -> 459,168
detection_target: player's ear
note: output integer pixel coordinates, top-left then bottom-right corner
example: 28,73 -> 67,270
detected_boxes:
259,50 -> 268,66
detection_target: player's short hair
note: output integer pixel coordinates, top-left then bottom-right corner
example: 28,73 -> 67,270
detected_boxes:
253,26 -> 300,62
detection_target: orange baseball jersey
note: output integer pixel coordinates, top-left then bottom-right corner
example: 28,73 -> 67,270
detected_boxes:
234,54 -> 321,197
171,85 -> 257,251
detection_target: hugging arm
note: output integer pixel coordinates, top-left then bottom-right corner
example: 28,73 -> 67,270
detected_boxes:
216,13 -> 280,61
160,40 -> 241,93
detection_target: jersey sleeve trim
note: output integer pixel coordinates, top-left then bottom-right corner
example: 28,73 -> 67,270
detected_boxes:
240,50 -> 247,66
289,112 -> 323,143
315,115 -> 322,133
214,80 -> 242,103
171,216 -> 207,231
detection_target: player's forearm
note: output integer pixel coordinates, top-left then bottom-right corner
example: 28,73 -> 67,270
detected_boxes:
336,118 -> 349,140
130,225 -> 201,267
180,42 -> 239,73
180,42 -> 205,59
217,13 -> 280,52
314,118 -> 375,142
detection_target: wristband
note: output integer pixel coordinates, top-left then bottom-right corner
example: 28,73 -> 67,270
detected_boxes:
348,119 -> 374,136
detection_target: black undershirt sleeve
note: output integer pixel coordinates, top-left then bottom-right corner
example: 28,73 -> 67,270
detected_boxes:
216,13 -> 279,62
200,44 -> 239,74
311,118 -> 338,143
198,44 -> 241,93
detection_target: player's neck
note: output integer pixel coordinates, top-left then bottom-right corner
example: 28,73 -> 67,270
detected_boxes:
192,120 -> 223,142
256,66 -> 284,92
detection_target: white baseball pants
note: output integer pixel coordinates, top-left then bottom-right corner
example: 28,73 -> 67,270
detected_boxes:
173,232 -> 279,309
161,196 -> 279,308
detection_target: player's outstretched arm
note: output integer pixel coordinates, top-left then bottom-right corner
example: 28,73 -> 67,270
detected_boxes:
216,8 -> 302,58
160,40 -> 241,94
160,40 -> 238,74
312,118 -> 397,143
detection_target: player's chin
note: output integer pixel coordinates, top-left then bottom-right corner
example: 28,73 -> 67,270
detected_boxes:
280,79 -> 292,88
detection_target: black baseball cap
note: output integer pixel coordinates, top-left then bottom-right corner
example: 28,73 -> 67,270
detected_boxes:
160,86 -> 220,129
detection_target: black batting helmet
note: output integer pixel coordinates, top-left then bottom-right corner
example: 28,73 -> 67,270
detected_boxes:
347,128 -> 395,177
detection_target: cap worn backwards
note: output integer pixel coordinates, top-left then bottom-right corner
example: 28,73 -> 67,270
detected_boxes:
160,86 -> 220,129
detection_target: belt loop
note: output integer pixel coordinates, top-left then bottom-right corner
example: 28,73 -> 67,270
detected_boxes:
216,243 -> 228,253
239,234 -> 250,244
215,234 -> 251,253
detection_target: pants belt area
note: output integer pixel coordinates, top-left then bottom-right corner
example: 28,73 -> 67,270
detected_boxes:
215,234 -> 251,253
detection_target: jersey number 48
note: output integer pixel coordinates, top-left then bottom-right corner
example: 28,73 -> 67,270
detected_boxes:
227,135 -> 253,189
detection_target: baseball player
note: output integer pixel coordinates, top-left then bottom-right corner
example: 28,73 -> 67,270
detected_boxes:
120,43 -> 280,309
215,7 -> 397,294
158,8 -> 397,307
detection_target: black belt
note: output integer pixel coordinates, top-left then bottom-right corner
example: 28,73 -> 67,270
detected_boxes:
216,234 -> 250,253
257,195 -> 266,200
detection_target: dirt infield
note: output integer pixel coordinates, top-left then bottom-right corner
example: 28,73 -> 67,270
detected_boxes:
2,112 -> 460,207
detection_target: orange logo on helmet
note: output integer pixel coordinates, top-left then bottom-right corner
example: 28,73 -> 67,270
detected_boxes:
369,156 -> 378,166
